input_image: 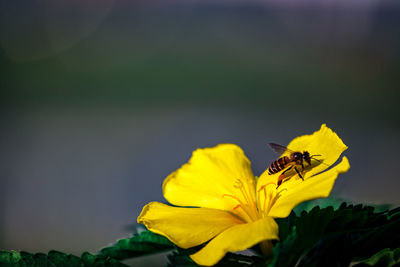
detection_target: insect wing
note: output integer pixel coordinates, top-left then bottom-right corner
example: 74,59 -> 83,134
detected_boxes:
268,143 -> 295,154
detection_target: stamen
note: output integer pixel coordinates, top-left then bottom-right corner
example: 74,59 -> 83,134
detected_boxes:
222,194 -> 242,203
233,179 -> 244,188
222,177 -> 262,222
268,188 -> 287,213
244,177 -> 257,205
234,179 -> 253,211
257,182 -> 276,215
222,192 -> 254,221
257,182 -> 276,193
240,186 -> 251,207
255,181 -> 289,216
268,190 -> 274,214
247,177 -> 259,208
263,188 -> 268,216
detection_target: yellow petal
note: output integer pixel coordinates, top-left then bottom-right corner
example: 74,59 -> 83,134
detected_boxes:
257,124 -> 348,190
190,217 -> 279,266
137,202 -> 244,249
268,156 -> 350,218
163,144 -> 258,222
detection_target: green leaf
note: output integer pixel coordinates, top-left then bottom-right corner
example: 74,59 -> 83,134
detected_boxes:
271,206 -> 336,267
0,250 -> 126,267
3,203 -> 399,266
274,211 -> 298,243
0,230 -> 174,266
295,232 -> 353,267
293,197 -> 349,213
100,230 -> 175,260
167,249 -> 264,267
271,203 -> 400,267
353,248 -> 400,267
351,219 -> 400,260
167,250 -> 198,267
293,198 -> 391,214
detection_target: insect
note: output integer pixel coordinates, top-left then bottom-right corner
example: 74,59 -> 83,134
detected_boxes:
268,143 -> 324,188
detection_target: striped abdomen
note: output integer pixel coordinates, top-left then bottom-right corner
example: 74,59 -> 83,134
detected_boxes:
268,156 -> 290,174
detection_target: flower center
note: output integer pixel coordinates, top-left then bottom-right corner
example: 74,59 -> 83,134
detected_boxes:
257,182 -> 287,216
222,177 -> 259,222
223,177 -> 287,222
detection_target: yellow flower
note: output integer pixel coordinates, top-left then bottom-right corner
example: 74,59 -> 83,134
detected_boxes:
137,124 -> 350,266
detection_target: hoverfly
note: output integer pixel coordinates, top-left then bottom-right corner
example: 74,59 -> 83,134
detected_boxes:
268,143 -> 325,188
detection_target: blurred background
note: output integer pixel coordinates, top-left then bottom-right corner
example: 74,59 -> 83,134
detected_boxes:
1,0 -> 400,265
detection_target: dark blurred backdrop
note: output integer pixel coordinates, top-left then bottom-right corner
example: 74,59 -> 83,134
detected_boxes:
1,0 -> 400,265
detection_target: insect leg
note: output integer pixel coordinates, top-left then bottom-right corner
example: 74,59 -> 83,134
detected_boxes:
282,166 -> 294,175
276,166 -> 293,189
310,156 -> 330,166
294,166 -> 304,181
311,157 -> 323,163
277,166 -> 293,189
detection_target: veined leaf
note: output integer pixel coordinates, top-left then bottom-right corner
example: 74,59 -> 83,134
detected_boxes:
353,248 -> 400,267
167,249 -> 264,267
100,230 -> 175,260
293,198 -> 391,214
271,203 -> 400,267
0,250 -> 126,267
